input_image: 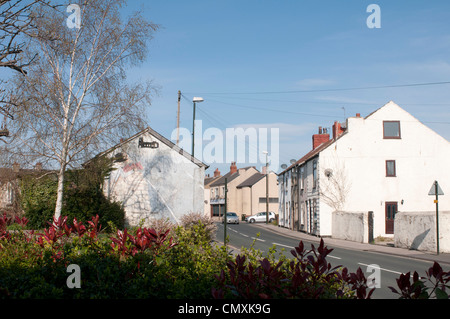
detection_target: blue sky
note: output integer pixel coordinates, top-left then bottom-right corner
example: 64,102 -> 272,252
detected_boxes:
123,0 -> 450,175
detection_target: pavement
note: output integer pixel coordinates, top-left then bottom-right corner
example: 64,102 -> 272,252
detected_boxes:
250,222 -> 450,266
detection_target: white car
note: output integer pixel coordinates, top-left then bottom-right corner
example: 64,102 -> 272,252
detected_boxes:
222,212 -> 240,224
246,211 -> 276,223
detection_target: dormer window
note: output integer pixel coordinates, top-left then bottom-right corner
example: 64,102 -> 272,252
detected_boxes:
383,121 -> 401,139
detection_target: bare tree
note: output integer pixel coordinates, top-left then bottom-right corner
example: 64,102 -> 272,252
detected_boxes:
0,0 -> 46,73
0,0 -> 53,142
319,159 -> 351,212
7,0 -> 158,220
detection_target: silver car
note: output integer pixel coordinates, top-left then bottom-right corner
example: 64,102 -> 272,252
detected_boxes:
246,211 -> 276,223
222,212 -> 240,224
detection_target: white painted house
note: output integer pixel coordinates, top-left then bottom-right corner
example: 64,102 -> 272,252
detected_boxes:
278,101 -> 450,251
91,127 -> 208,227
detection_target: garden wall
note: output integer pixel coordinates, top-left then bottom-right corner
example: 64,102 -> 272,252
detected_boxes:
394,211 -> 450,253
332,211 -> 369,243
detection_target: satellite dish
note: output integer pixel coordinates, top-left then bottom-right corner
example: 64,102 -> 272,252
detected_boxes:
281,164 -> 287,169
290,159 -> 296,165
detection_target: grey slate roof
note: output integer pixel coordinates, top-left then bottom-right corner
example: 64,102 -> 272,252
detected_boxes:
236,173 -> 265,188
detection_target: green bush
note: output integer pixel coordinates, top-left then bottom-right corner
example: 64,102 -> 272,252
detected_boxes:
20,175 -> 57,229
19,157 -> 125,230
2,213 -> 446,299
0,214 -> 228,299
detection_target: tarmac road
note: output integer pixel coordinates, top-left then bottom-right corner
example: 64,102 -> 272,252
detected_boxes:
215,221 -> 449,299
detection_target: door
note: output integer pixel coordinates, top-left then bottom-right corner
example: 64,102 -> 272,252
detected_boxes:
385,202 -> 397,234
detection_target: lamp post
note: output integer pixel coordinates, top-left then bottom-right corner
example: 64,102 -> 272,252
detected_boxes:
192,97 -> 204,157
263,151 -> 269,224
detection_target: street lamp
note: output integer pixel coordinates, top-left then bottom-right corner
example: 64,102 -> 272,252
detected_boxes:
263,151 -> 269,224
192,97 -> 204,157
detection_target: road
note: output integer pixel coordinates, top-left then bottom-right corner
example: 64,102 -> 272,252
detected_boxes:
215,222 -> 439,299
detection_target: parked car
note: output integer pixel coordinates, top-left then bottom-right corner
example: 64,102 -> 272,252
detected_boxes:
222,212 -> 240,224
246,211 -> 276,223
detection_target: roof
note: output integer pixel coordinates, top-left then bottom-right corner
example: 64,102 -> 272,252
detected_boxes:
209,166 -> 257,187
278,138 -> 336,176
236,173 -> 265,188
209,171 -> 241,187
278,100 -> 426,176
204,175 -> 221,187
86,126 -> 209,169
0,167 -> 55,183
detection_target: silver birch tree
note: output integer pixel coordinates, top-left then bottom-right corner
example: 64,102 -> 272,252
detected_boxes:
7,0 -> 158,220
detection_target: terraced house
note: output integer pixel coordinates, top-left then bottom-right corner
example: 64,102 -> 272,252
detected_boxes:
207,162 -> 278,220
278,101 -> 450,251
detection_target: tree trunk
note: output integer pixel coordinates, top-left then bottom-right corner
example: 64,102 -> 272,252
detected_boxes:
54,163 -> 66,222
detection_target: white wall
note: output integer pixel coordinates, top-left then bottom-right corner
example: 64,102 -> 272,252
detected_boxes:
279,170 -> 291,228
332,211 -> 369,243
395,211 -> 450,253
320,101 -> 450,239
105,131 -> 205,226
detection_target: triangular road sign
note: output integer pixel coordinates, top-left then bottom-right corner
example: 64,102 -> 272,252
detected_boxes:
428,181 -> 444,196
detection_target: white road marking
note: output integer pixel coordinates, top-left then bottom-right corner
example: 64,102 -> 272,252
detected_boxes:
328,255 -> 342,260
272,243 -> 294,249
251,237 -> 266,242
272,242 -> 342,259
357,262 -> 404,276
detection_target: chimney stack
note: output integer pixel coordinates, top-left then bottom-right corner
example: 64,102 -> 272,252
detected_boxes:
230,162 -> 237,175
356,113 -> 361,118
262,166 -> 267,175
332,121 -> 345,140
214,168 -> 221,177
312,126 -> 330,150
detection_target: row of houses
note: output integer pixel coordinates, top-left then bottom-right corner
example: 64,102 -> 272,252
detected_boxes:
278,101 -> 450,252
204,162 -> 278,220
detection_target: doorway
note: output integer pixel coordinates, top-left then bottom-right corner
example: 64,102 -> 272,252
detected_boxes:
385,202 -> 397,234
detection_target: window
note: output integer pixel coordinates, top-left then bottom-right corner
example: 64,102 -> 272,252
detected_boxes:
386,160 -> 396,177
259,197 -> 279,204
312,160 -> 318,189
383,121 -> 401,139
300,166 -> 305,190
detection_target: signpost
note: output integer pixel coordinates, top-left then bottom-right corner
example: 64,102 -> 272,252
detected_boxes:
224,178 -> 228,248
428,181 -> 444,255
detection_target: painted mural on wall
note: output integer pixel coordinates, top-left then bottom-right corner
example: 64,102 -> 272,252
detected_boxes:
104,131 -> 205,226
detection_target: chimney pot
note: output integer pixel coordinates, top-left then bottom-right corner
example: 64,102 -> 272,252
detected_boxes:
230,162 -> 237,175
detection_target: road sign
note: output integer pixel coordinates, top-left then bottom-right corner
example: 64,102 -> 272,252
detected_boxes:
428,181 -> 444,255
428,182 -> 444,196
